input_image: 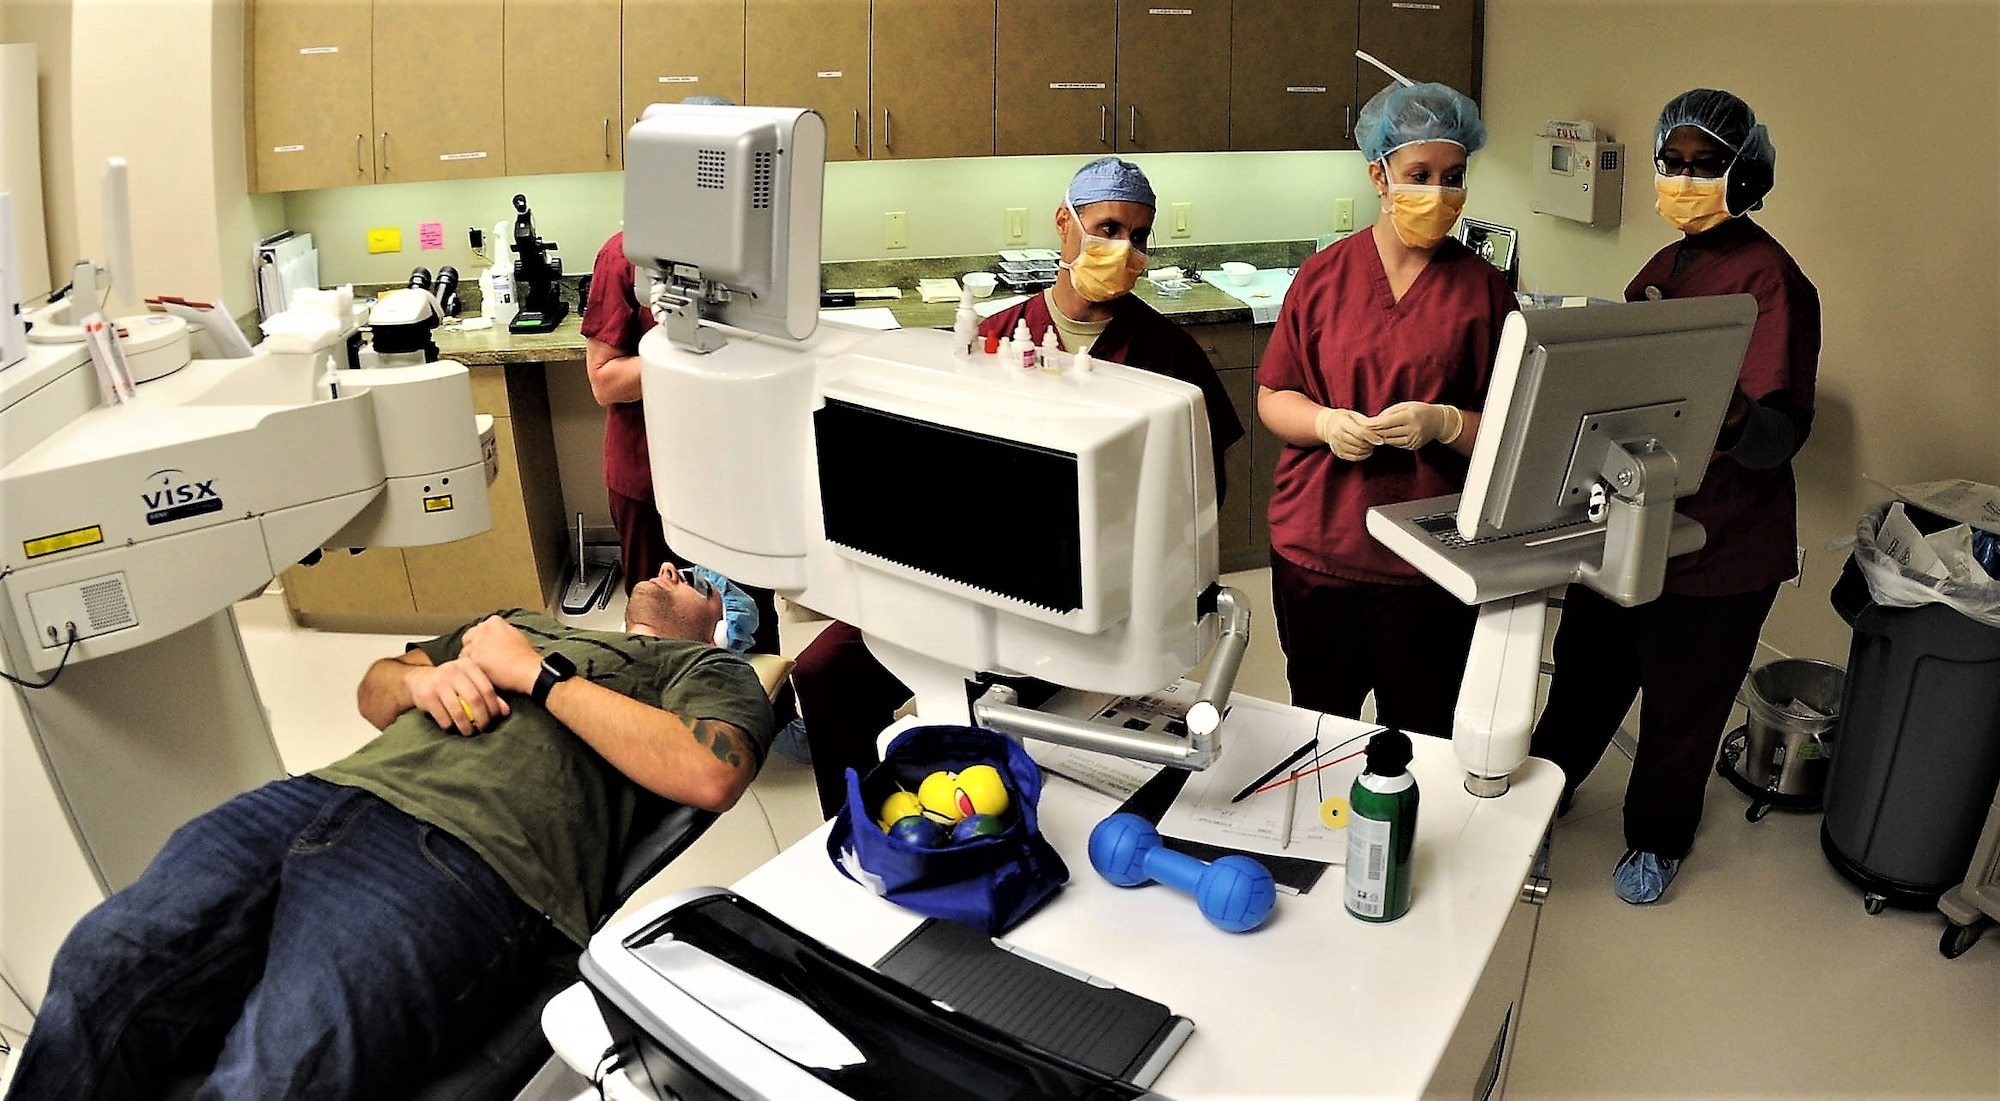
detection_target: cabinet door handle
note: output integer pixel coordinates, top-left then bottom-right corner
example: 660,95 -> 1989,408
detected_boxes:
379,132 -> 389,173
1344,104 -> 1353,141
355,133 -> 364,174
853,108 -> 862,151
1100,104 -> 1109,145
1128,105 -> 1138,146
603,118 -> 612,159
883,108 -> 892,150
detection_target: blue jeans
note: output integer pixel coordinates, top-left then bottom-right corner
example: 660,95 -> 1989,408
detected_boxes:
10,776 -> 552,1100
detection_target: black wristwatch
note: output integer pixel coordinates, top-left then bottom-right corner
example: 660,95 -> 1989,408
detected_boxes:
530,652 -> 576,705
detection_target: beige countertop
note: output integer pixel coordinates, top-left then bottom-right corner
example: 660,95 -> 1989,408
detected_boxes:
429,282 -> 1256,367
434,316 -> 589,366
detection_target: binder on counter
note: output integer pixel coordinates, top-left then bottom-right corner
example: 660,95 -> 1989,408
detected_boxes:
876,917 -> 1193,1088
254,231 -> 318,321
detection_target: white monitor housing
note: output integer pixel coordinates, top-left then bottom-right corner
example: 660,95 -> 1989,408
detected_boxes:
1368,295 -> 1758,795
622,105 -> 1246,766
622,104 -> 826,352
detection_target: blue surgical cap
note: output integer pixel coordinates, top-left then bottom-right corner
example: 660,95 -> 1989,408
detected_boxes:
684,565 -> 760,653
1655,88 -> 1775,168
1066,157 -> 1157,210
1356,81 -> 1487,163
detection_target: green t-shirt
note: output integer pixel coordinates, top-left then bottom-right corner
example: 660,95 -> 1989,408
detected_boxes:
314,611 -> 774,945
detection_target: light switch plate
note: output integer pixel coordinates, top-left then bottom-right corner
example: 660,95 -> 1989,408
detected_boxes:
1170,201 -> 1192,238
1334,198 -> 1355,232
884,211 -> 908,250
1005,207 -> 1028,245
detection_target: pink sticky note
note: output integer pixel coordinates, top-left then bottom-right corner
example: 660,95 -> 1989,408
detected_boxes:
419,222 -> 445,250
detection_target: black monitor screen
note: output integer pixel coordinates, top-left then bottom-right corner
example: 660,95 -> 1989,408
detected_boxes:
815,399 -> 1084,613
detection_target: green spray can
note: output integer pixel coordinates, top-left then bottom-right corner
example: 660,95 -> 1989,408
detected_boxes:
1345,729 -> 1418,922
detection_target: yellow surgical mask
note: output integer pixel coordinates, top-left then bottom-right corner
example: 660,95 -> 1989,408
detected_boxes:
1654,172 -> 1731,233
1062,204 -> 1148,302
1383,183 -> 1467,250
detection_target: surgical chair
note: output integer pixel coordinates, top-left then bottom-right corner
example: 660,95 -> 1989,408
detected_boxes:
161,653 -> 794,1101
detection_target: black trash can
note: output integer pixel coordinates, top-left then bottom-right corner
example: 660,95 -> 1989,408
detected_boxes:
1822,504 -> 2000,913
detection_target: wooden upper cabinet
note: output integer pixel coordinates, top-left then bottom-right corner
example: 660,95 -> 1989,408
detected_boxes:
1230,1 -> 1359,151
1115,0 -> 1230,153
745,0 -> 871,162
247,0 -> 374,192
1357,0 -> 1481,101
997,0 -> 1117,157
624,0 -> 747,128
504,0 -> 622,175
872,0 -> 996,160
373,0 -> 506,182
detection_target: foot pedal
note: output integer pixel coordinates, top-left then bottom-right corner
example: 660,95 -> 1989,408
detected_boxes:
559,512 -> 620,615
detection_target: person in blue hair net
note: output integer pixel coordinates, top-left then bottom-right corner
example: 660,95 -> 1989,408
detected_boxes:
1533,88 -> 1820,905
1256,79 -> 1514,745
789,155 -> 1246,819
9,561 -> 774,1096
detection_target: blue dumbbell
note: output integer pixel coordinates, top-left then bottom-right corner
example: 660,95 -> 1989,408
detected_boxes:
1087,813 -> 1276,933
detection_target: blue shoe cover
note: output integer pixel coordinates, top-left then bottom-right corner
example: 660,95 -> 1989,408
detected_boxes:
1613,849 -> 1682,905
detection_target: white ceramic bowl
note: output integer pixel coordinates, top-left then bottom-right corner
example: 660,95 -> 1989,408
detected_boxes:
1220,261 -> 1256,286
963,271 -> 998,298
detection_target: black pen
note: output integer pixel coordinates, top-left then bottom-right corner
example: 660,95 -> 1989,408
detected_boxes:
1229,737 -> 1319,804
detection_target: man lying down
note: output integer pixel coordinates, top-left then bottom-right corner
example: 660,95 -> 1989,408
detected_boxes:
11,562 -> 775,1100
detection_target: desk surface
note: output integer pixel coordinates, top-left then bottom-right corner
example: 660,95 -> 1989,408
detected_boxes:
548,703 -> 1560,1099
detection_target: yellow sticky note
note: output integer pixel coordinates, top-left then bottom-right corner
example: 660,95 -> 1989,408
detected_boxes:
366,227 -> 402,254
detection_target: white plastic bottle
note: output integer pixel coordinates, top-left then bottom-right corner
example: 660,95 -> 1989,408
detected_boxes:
951,288 -> 978,359
1039,329 -> 1062,375
1013,320 -> 1035,371
482,219 -> 517,325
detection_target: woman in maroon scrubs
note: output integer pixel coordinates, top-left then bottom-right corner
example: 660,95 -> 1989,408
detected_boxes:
1532,89 -> 1821,904
1257,80 -> 1513,741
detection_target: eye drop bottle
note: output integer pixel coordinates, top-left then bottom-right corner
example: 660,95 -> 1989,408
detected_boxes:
1345,729 -> 1417,922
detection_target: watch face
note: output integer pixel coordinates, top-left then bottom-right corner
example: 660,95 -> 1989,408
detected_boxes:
545,652 -> 577,678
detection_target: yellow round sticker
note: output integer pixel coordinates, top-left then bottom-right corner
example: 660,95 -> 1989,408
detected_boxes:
1320,796 -> 1349,829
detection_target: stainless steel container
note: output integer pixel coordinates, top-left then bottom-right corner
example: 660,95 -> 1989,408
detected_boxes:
1741,659 -> 1846,798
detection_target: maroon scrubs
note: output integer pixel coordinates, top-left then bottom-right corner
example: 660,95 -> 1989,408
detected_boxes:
1256,232 -> 1513,734
1532,216 -> 1822,859
978,291 -> 1246,473
580,233 -> 665,593
796,290 -> 1246,818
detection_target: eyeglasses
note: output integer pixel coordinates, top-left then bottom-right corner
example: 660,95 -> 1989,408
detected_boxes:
1655,154 -> 1733,178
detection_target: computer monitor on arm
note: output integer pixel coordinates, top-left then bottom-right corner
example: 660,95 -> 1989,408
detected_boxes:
1368,294 -> 1758,795
621,105 -> 1248,769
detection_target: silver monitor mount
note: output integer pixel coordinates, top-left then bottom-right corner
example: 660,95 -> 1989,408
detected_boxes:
646,263 -> 733,355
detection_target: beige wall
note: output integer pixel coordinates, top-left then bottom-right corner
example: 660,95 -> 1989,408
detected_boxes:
284,149 -> 1379,285
1474,0 -> 2000,664
3,0 -> 76,293
10,0 -> 279,316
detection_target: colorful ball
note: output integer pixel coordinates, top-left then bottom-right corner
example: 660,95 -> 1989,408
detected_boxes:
951,813 -> 1007,843
886,815 -> 949,849
954,764 -> 1011,818
877,790 -> 924,831
917,770 -> 966,823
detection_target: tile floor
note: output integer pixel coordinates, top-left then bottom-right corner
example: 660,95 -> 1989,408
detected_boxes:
4,569 -> 1996,1098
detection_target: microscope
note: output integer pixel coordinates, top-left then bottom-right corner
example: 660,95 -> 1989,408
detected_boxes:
507,192 -> 568,334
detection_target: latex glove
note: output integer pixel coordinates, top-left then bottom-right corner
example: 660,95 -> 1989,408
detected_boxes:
1366,402 -> 1462,451
1315,407 -> 1386,462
